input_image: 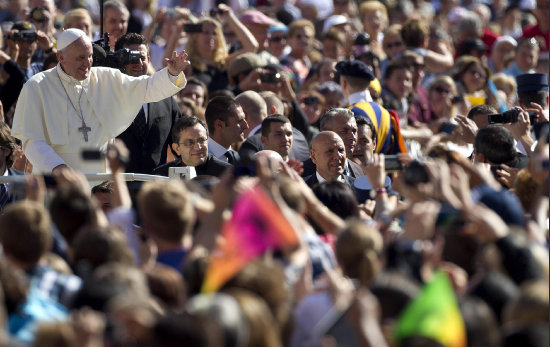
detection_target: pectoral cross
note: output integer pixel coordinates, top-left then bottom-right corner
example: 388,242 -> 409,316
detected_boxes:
78,119 -> 91,142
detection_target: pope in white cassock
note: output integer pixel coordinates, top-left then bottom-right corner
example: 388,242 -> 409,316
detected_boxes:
11,28 -> 190,174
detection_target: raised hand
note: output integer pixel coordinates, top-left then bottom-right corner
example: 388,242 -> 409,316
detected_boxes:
165,49 -> 190,76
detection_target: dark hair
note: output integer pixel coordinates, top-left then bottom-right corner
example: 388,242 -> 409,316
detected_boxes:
71,226 -> 134,272
319,108 -> 354,131
313,181 -> 360,219
260,114 -> 290,137
42,52 -> 59,71
0,121 -> 17,168
467,104 -> 497,119
91,180 -> 113,194
384,61 -> 410,80
49,187 -> 98,245
0,202 -> 52,265
172,116 -> 208,144
355,115 -> 377,143
518,90 -> 548,108
204,96 -> 239,134
460,296 -> 501,347
474,125 -> 516,164
183,77 -> 209,107
114,32 -> 149,55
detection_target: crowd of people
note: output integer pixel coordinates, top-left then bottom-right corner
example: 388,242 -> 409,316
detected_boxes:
0,0 -> 549,345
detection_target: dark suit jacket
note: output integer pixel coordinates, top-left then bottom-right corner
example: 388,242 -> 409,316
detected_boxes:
239,127 -> 310,162
0,168 -> 24,211
153,155 -> 231,177
301,158 -> 364,178
117,97 -> 182,174
303,173 -> 356,190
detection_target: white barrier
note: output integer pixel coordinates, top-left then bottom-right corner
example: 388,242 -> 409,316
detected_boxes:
0,173 -> 170,184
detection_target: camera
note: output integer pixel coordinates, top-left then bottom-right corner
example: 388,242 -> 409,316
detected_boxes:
183,23 -> 203,33
30,7 -> 48,22
488,109 -> 538,124
260,72 -> 281,84
92,33 -> 142,70
4,31 -> 37,42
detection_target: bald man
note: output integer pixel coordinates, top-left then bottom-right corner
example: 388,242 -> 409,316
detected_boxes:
303,131 -> 355,189
238,90 -> 310,161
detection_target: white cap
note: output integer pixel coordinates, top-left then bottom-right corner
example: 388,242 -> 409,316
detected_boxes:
56,28 -> 88,51
323,15 -> 349,34
493,35 -> 517,49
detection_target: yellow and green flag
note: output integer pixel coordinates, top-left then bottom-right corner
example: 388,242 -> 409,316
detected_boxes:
394,272 -> 467,347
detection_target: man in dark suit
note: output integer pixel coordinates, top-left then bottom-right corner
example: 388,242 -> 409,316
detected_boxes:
115,33 -> 182,174
0,121 -> 24,211
153,117 -> 231,177
303,131 -> 355,189
239,91 -> 310,161
302,108 -> 363,178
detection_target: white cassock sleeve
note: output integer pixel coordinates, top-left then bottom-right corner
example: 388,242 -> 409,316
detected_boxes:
25,140 -> 65,172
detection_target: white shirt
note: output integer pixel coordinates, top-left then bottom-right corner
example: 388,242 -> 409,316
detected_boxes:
348,90 -> 373,105
315,171 -> 343,183
208,137 -> 231,162
12,64 -> 186,173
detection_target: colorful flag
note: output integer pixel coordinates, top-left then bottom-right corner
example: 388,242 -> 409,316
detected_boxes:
394,272 -> 467,347
201,185 -> 299,293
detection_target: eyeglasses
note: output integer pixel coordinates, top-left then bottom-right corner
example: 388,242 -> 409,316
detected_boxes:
384,41 -> 403,49
468,68 -> 487,79
269,36 -> 287,43
433,86 -> 451,95
179,137 -> 208,147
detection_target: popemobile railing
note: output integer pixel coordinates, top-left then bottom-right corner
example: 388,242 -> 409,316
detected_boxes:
0,173 -> 170,185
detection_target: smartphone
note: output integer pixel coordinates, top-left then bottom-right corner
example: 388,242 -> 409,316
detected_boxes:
183,23 -> 203,33
384,155 -> 403,172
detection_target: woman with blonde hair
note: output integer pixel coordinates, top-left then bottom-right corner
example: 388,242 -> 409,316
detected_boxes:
174,5 -> 258,92
426,76 -> 459,122
491,73 -> 517,108
359,1 -> 388,58
62,8 -> 93,38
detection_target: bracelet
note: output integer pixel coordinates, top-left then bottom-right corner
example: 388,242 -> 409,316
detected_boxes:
167,69 -> 179,77
375,188 -> 387,195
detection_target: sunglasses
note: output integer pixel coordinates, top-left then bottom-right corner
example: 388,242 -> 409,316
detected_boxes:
384,41 -> 403,49
269,36 -> 287,43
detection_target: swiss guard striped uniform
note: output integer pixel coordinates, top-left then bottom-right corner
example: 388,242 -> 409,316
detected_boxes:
349,101 -> 407,154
